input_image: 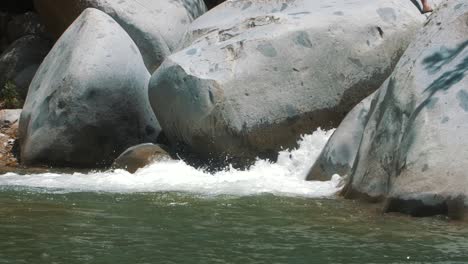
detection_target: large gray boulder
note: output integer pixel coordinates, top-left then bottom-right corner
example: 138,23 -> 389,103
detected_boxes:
0,34 -> 52,99
149,0 -> 438,163
311,0 -> 468,218
34,0 -> 207,72
19,8 -> 160,168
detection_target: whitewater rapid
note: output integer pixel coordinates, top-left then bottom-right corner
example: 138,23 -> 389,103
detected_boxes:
0,129 -> 343,197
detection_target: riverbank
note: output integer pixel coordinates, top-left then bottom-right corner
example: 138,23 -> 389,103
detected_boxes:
0,109 -> 19,169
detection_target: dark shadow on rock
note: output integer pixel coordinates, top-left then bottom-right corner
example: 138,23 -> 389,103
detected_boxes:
204,0 -> 225,9
0,0 -> 34,14
400,49 -> 468,157
422,40 -> 468,74
406,54 -> 468,130
384,195 -> 466,220
410,0 -> 423,14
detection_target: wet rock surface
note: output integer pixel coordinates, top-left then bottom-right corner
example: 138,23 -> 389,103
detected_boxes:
19,9 -> 160,168
149,0 -> 434,165
112,143 -> 172,173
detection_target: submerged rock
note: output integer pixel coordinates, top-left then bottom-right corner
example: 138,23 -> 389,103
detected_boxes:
311,0 -> 468,219
149,0 -> 434,164
112,143 -> 172,173
19,8 -> 160,168
34,0 -> 207,72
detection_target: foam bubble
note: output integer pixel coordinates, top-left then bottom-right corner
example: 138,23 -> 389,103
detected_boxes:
0,129 -> 342,197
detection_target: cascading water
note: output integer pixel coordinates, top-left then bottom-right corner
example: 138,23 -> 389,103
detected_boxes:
0,129 -> 342,197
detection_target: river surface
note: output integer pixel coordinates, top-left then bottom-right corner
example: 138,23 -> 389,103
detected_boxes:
0,129 -> 467,263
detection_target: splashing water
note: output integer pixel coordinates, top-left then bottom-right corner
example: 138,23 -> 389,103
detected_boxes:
0,129 -> 342,197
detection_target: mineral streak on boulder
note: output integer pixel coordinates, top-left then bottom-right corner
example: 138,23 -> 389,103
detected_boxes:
112,143 -> 172,173
149,0 -> 435,164
19,8 -> 160,168
310,0 -> 468,219
34,0 -> 207,72
306,92 -> 376,181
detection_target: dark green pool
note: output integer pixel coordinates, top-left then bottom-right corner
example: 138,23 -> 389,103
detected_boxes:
0,189 -> 467,264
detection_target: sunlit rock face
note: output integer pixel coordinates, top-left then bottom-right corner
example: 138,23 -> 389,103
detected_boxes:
34,0 -> 207,72
309,0 -> 468,218
19,9 -> 160,168
149,0 -> 433,164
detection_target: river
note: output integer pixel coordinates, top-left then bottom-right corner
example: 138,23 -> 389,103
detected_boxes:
0,129 -> 467,263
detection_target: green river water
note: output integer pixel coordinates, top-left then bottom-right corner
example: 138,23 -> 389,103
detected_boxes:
1,131 -> 466,263
0,189 -> 467,264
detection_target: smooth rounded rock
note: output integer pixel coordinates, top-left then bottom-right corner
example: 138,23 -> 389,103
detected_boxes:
112,143 -> 172,173
323,0 -> 468,218
19,8 -> 160,168
149,0 -> 439,164
34,0 -> 207,72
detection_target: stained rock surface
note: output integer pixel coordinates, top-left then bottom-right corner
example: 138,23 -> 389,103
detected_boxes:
149,0 -> 438,164
306,92 -> 375,181
19,9 -> 160,168
309,0 -> 468,218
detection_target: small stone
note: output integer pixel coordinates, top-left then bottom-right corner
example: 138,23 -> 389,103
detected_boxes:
112,143 -> 172,173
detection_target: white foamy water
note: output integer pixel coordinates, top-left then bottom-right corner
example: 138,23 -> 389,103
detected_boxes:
0,129 -> 343,197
